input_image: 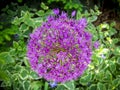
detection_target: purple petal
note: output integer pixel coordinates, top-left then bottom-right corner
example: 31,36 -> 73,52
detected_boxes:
78,18 -> 87,28
53,8 -> 59,15
71,10 -> 76,17
60,11 -> 67,18
94,41 -> 100,49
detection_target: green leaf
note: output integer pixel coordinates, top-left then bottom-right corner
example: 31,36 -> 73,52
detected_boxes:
13,41 -> 19,48
31,81 -> 42,90
109,61 -> 116,73
95,70 -> 104,81
34,17 -> 44,27
23,57 -> 30,67
29,71 -> 39,79
12,17 -> 22,25
64,2 -> 79,9
113,38 -> 119,44
112,78 -> 120,89
15,64 -> 24,72
0,52 -> 15,65
1,5 -> 9,12
44,10 -> 53,16
94,5 -> 99,11
20,11 -> 35,27
99,31 -> 104,39
73,4 -> 79,9
21,11 -> 33,17
55,85 -> 67,90
103,70 -> 112,82
0,25 -> 3,29
90,9 -> 95,14
41,2 -> 49,10
117,57 -> 120,64
80,73 -> 92,85
88,15 -> 98,23
113,46 -> 120,55
62,80 -> 75,90
36,10 -> 45,16
86,23 -> 98,41
76,10 -> 82,20
108,28 -> 117,36
84,10 -> 90,17
7,9 -> 14,15
44,82 -> 48,90
19,69 -> 29,80
24,18 -> 34,27
88,84 -> 97,90
20,24 -> 29,32
56,80 -> 75,90
23,81 -> 31,90
0,68 -> 10,81
97,82 -> 106,90
110,21 -> 116,27
64,2 -> 71,9
4,35 -> 11,41
17,0 -> 23,3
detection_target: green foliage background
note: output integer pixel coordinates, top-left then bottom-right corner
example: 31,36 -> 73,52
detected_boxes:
0,0 -> 120,90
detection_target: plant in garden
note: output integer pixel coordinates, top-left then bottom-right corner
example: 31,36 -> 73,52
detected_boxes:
27,9 -> 93,83
1,1 -> 120,90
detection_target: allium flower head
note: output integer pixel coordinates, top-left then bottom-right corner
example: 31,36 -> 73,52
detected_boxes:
27,9 -> 92,83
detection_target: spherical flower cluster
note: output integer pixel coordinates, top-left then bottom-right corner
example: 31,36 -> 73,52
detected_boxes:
27,9 -> 92,82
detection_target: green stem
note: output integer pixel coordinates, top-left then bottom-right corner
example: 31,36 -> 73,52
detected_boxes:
44,82 -> 48,90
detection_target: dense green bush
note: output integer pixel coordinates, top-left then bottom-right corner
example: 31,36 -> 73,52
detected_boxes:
0,1 -> 120,90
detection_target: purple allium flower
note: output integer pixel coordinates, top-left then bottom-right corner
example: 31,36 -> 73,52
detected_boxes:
71,10 -> 76,17
27,9 -> 92,83
94,41 -> 100,49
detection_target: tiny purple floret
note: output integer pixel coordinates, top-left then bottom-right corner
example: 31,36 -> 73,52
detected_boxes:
53,8 -> 59,15
71,10 -> 76,17
94,41 -> 100,49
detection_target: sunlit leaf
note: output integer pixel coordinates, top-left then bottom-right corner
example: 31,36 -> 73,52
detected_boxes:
62,80 -> 75,90
0,52 -> 15,65
88,84 -> 97,90
41,2 -> 49,10
97,82 -> 106,90
79,73 -> 92,85
36,10 -> 45,16
0,68 -> 10,81
31,81 -> 42,90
